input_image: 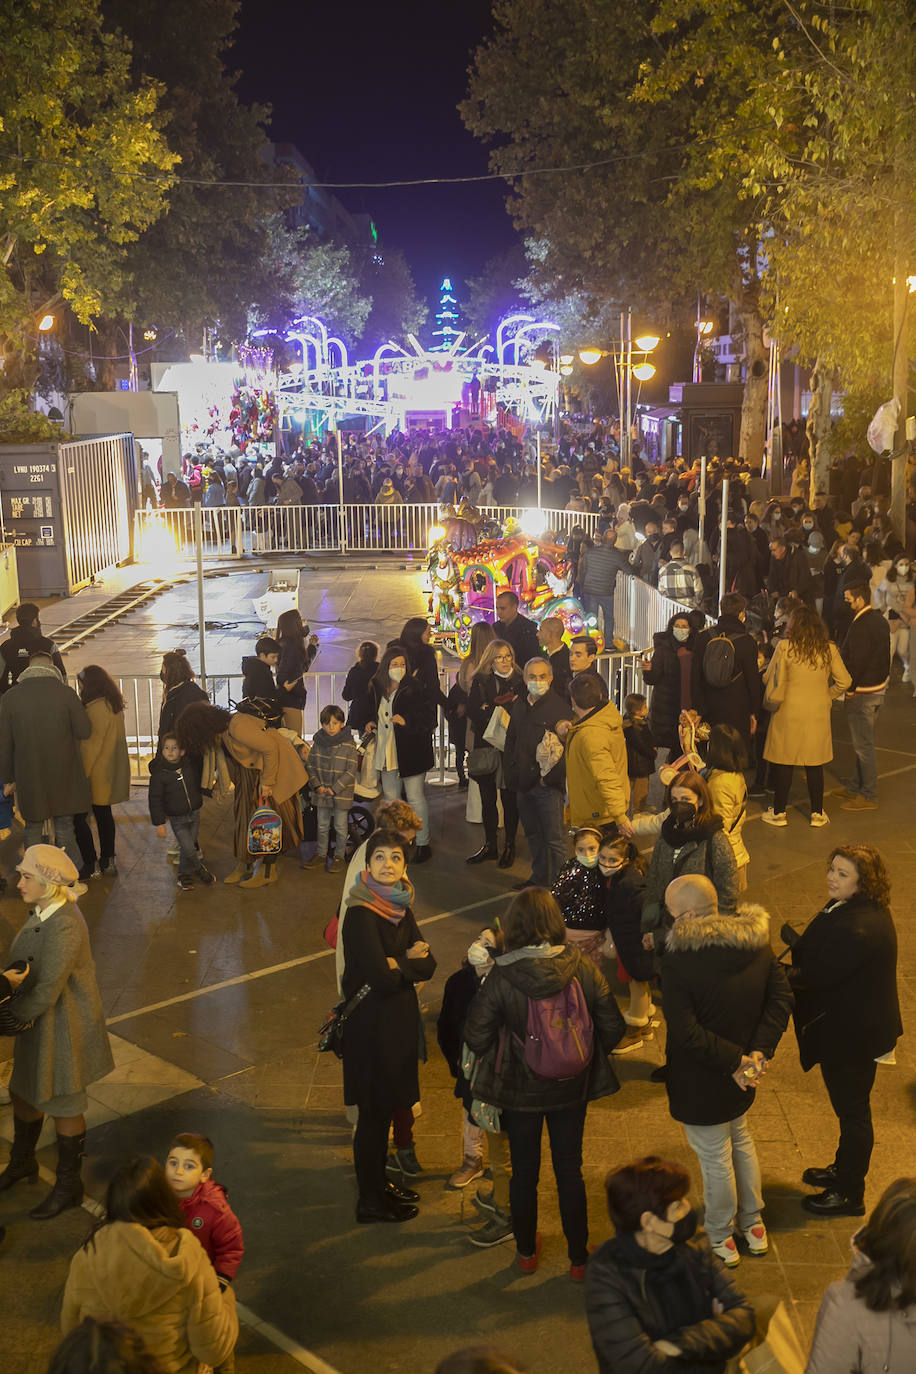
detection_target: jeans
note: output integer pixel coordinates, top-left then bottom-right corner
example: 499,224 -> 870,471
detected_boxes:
380,769 -> 429,845
683,1112 -> 764,1244
819,1053 -> 877,1201
315,803 -> 350,859
844,692 -> 884,801
582,592 -> 615,641
516,783 -> 566,886
771,763 -> 824,815
73,805 -> 116,869
169,810 -> 203,877
476,773 -> 518,848
23,815 -> 81,872
504,1105 -> 588,1264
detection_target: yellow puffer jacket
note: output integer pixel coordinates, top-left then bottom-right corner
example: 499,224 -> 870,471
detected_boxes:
706,768 -> 749,868
565,700 -> 630,829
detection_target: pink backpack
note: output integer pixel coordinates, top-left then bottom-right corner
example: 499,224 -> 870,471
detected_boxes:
522,979 -> 594,1080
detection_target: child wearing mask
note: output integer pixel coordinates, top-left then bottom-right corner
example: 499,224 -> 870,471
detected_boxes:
552,827 -> 606,966
598,833 -> 655,1040
622,693 -> 657,815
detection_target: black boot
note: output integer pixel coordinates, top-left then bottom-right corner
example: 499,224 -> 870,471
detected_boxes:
30,1133 -> 84,1220
498,844 -> 515,869
0,1114 -> 43,1191
466,842 -> 498,865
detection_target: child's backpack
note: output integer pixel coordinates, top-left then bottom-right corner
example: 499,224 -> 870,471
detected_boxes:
233,695 -> 284,730
522,979 -> 594,1080
247,804 -> 282,856
702,632 -> 739,688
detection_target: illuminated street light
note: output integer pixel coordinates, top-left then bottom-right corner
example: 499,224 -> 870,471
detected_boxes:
698,320 -> 714,336
143,327 -> 158,342
578,347 -> 604,366
38,314 -> 55,331
634,334 -> 660,352
559,364 -> 574,377
633,363 -> 656,382
559,353 -> 574,366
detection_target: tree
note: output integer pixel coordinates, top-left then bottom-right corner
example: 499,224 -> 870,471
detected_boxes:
252,223 -> 371,345
0,0 -> 175,389
355,246 -> 427,351
463,244 -> 531,338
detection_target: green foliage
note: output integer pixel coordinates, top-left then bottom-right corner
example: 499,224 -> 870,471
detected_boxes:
0,390 -> 70,444
355,247 -> 427,350
253,221 -> 371,345
823,385 -> 892,465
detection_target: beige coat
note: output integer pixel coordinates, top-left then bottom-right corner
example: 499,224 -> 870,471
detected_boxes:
62,1221 -> 238,1374
224,711 -> 306,804
80,698 -> 131,806
763,639 -> 850,766
565,700 -> 630,828
706,768 -> 749,867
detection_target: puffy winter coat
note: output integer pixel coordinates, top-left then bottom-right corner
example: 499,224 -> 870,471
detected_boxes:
662,904 -> 793,1126
177,1179 -> 244,1284
62,1222 -> 237,1374
642,628 -> 694,753
806,1251 -> 916,1374
463,944 -> 626,1112
158,680 -> 208,749
149,756 -> 203,823
642,816 -> 739,933
565,700 -> 630,829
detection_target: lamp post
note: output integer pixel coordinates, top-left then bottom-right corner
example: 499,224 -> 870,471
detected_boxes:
693,315 -> 714,384
578,312 -> 658,466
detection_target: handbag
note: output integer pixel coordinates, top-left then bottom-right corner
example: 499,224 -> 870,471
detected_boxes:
725,1300 -> 805,1374
317,982 -> 371,1058
355,731 -> 379,799
763,646 -> 787,711
482,705 -> 510,751
467,744 -> 500,778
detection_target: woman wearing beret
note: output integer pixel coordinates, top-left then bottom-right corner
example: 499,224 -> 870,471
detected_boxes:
0,844 -> 114,1219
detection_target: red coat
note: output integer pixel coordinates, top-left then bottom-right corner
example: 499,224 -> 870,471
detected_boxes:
178,1179 -> 244,1282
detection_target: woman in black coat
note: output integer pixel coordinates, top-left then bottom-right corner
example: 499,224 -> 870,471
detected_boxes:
157,650 -> 207,754
341,640 -> 378,733
598,834 -> 655,1029
367,643 -> 437,862
275,608 -> 318,735
641,612 -> 695,754
785,842 -> 902,1218
464,888 -> 626,1277
341,829 -> 436,1224
586,1156 -> 754,1374
399,616 -> 447,707
465,639 -> 523,868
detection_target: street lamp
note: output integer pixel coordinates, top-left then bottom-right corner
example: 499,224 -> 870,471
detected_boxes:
38,314 -> 55,332
578,311 -> 658,464
693,318 -> 714,383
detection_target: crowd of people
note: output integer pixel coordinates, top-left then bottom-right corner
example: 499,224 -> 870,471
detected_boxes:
0,422 -> 913,1373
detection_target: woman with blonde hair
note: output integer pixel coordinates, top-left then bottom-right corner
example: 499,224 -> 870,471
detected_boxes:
447,621 -> 495,789
465,639 -> 523,868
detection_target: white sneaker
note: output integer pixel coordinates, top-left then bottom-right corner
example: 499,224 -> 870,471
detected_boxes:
761,809 -> 788,827
741,1222 -> 769,1255
810,812 -> 830,827
902,667 -> 911,683
624,1003 -> 657,1027
712,1236 -> 740,1267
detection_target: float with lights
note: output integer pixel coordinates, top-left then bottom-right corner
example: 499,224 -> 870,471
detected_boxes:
426,505 -> 603,657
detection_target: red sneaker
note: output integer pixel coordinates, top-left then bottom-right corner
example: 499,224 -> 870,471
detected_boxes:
569,1262 -> 587,1282
517,1232 -> 542,1273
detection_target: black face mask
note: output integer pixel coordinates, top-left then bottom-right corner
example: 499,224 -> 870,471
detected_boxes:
671,1207 -> 699,1245
669,800 -> 697,824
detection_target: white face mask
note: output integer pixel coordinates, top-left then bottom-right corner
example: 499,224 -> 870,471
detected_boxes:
897,564 -> 910,576
527,679 -> 549,697
673,627 -> 690,642
389,665 -> 406,683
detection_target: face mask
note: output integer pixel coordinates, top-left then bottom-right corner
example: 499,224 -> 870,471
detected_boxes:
389,666 -> 406,682
599,861 -> 624,878
670,1207 -> 699,1245
678,502 -> 688,512
803,521 -> 814,530
527,680 -> 549,697
670,799 -> 697,824
577,853 -> 599,869
897,564 -> 910,576
673,627 -> 690,642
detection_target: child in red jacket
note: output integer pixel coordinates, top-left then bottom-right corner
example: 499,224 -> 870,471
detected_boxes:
165,1132 -> 244,1289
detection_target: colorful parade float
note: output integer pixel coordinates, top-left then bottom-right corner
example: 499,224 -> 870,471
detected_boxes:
426,503 -> 603,657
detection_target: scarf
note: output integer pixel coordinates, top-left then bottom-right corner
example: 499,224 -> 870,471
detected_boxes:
611,1231 -> 712,1333
660,813 -> 722,848
345,871 -> 414,924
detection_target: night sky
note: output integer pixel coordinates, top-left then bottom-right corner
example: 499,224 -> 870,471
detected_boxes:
232,0 -> 519,317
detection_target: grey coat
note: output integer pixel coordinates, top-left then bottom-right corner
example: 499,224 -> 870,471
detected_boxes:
8,902 -> 113,1109
0,667 -> 92,819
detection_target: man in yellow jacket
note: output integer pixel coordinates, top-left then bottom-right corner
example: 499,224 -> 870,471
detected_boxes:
564,673 -> 634,837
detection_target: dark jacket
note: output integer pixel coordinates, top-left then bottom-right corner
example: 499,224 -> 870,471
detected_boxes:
463,944 -> 625,1111
788,894 -> 901,1071
0,668 -> 91,820
0,626 -> 66,692
158,679 -> 208,749
586,1232 -> 755,1374
642,627 -> 694,753
502,687 -> 568,793
624,721 -> 657,779
276,637 -> 317,710
690,614 -> 762,752
765,545 -> 813,602
467,668 -> 524,742
437,963 -> 480,1109
579,543 -> 630,596
148,755 -> 203,823
662,904 -> 793,1126
340,903 -> 436,1109
368,676 -> 436,778
493,613 -> 541,668
642,816 -> 739,932
601,863 -> 653,983
840,608 -> 891,692
240,656 -> 279,704
547,644 -> 571,696
342,660 -> 376,732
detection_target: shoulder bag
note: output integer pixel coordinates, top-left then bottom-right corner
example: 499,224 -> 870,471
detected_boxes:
317,982 -> 371,1058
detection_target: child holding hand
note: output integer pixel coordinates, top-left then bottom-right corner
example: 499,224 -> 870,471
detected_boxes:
148,733 -> 215,891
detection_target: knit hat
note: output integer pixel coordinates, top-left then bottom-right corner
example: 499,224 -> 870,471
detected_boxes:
17,844 -> 80,888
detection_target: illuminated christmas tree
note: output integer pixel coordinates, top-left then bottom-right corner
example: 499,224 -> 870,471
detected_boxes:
430,276 -> 461,352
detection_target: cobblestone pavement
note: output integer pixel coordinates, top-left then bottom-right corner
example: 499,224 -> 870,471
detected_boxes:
2,564 -> 914,1373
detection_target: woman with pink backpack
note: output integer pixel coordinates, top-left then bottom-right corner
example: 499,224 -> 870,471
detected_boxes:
463,888 -> 627,1279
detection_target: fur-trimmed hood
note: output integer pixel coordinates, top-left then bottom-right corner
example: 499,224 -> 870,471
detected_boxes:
665,903 -> 771,954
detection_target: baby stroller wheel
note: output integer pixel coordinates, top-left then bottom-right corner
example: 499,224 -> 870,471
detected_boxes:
346,803 -> 374,858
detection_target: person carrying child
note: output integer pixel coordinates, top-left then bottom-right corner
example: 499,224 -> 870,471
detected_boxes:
437,928 -> 514,1248
302,705 -> 360,874
165,1132 -> 244,1296
703,725 -> 750,892
149,733 -> 216,892
622,692 -> 657,816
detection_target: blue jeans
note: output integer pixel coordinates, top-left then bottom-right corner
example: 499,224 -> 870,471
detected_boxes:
516,783 -> 566,886
380,769 -> 429,845
23,815 -> 81,873
582,592 -> 615,641
504,1105 -> 588,1264
844,692 -> 884,801
169,810 -> 203,876
316,803 -> 350,858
